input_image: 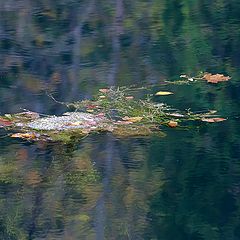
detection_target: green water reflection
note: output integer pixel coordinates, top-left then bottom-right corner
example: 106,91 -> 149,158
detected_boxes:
1,0 -> 240,239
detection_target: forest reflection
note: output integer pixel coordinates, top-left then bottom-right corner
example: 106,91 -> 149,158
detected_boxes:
1,0 -> 240,113
1,0 -> 240,239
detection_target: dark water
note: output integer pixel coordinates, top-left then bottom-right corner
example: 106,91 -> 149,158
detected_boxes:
1,1 -> 240,239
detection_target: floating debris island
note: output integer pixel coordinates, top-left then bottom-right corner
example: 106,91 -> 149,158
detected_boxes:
22,112 -> 108,131
0,87 -> 226,143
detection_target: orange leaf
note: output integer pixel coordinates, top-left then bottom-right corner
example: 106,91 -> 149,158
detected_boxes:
11,132 -> 38,139
202,73 -> 231,84
168,121 -> 178,128
201,118 -> 227,123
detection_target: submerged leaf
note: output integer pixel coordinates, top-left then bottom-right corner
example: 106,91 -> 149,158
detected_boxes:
201,118 -> 227,123
155,91 -> 174,96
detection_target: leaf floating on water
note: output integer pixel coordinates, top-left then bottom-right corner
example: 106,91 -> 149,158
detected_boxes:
122,116 -> 143,123
86,109 -> 94,113
99,95 -> 106,99
99,88 -> 109,93
202,73 -> 231,84
167,121 -> 178,128
11,132 -> 39,140
86,104 -> 98,109
201,118 -> 227,123
125,96 -> 134,100
0,117 -> 12,127
155,91 -> 174,96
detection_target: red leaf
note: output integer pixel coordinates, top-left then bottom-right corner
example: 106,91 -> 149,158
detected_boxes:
0,118 -> 12,127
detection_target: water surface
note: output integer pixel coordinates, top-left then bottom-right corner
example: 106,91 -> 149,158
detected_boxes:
1,1 -> 240,239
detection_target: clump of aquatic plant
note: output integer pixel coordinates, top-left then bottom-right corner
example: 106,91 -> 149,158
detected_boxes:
66,87 -> 224,124
0,87 -> 226,142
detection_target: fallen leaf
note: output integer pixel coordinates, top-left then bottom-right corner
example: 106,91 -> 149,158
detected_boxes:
155,91 -> 174,96
99,95 -> 106,99
202,73 -> 231,84
11,132 -> 38,139
122,116 -> 143,123
125,96 -> 134,100
168,121 -> 178,128
86,109 -> 94,113
86,105 -> 98,109
201,118 -> 227,123
0,118 -> 12,127
99,88 -> 109,93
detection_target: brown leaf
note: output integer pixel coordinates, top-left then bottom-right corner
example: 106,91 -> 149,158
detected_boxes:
201,118 -> 227,123
202,73 -> 231,84
167,121 -> 178,128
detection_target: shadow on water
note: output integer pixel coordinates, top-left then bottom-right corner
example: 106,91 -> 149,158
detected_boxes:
1,0 -> 240,239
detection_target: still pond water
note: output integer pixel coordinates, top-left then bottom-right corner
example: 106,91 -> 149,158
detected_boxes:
1,1 -> 240,239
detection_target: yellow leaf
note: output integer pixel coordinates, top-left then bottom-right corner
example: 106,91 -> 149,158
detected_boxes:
122,116 -> 143,122
11,133 -> 38,139
155,91 -> 174,96
86,109 -> 94,113
99,95 -> 106,99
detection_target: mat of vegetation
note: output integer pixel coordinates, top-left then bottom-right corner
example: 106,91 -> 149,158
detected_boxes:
0,74 -> 229,143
